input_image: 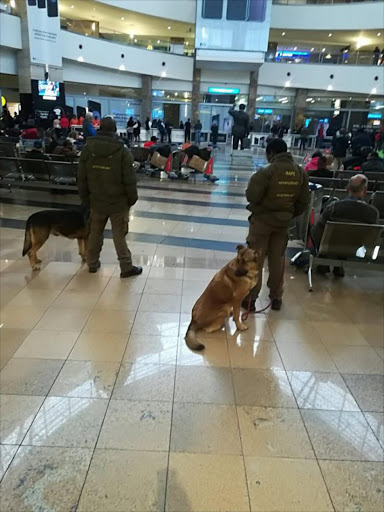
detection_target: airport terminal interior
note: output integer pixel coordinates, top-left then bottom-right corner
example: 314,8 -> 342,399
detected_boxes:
0,0 -> 384,510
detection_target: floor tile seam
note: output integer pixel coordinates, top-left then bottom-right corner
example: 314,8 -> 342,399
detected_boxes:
339,373 -> 384,450
0,357 -> 67,484
226,335 -> 254,512
321,339 -> 384,376
271,338 -> 337,512
161,311 -> 182,512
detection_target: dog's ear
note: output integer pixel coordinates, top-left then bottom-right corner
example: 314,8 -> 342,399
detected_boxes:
236,244 -> 245,253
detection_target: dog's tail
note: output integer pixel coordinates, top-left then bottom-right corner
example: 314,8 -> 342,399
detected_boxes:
185,321 -> 205,351
22,219 -> 32,257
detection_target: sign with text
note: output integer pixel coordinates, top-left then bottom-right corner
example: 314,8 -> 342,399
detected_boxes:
26,0 -> 61,67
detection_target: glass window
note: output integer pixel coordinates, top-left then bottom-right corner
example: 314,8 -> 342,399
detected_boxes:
248,0 -> 266,21
202,0 -> 223,19
226,0 -> 247,20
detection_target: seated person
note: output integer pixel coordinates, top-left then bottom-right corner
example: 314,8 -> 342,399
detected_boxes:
361,151 -> 384,173
309,156 -> 334,178
26,140 -> 46,159
52,139 -> 76,157
305,151 -> 322,172
144,135 -> 158,148
21,124 -> 39,139
312,174 -> 379,276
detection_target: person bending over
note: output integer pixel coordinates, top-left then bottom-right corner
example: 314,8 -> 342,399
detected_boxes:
78,116 -> 142,278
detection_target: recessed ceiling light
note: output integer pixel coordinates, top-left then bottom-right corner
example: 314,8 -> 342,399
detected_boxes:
322,48 -> 326,52
121,16 -> 125,20
186,42 -> 189,45
311,100 -> 315,103
328,33 -> 332,37
119,64 -> 125,71
168,26 -> 171,30
285,80 -> 291,87
175,92 -> 178,96
282,32 -> 285,36
349,97 -> 352,100
71,4 -> 74,7
157,40 -> 160,43
327,85 -> 333,91
77,56 -> 84,62
310,48 -> 314,51
161,70 -> 167,77
325,53 -> 332,59
134,39 -> 137,42
377,32 -> 381,36
130,33 -> 134,39
371,87 -> 377,94
294,46 -> 297,50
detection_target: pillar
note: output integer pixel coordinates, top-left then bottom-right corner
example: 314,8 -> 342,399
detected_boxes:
292,88 -> 308,131
191,63 -> 201,125
247,69 -> 259,122
141,75 -> 152,121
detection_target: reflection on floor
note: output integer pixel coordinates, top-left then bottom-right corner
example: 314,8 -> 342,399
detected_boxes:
0,150 -> 383,511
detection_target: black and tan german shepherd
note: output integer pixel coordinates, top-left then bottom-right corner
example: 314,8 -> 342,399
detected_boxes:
22,208 -> 90,270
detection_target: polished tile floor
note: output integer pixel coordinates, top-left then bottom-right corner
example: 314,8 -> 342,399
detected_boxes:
0,151 -> 383,511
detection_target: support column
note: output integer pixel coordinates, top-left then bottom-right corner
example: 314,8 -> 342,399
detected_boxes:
291,88 -> 308,131
141,75 -> 152,121
191,63 -> 201,125
247,69 -> 259,121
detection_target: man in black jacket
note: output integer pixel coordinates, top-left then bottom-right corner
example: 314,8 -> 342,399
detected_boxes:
361,152 -> 384,173
312,174 -> 379,276
78,116 -> 142,278
332,128 -> 350,169
229,104 -> 249,150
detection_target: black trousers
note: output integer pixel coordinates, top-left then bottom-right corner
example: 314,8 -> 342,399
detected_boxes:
185,130 -> 190,142
233,136 -> 244,150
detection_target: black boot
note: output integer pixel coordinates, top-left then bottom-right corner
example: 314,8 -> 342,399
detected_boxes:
242,297 -> 256,312
271,298 -> 282,311
120,266 -> 143,278
88,261 -> 101,273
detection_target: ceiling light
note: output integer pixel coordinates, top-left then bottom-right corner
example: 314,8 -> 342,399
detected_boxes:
83,92 -> 86,95
278,97 -> 288,102
311,100 -> 315,103
285,80 -> 291,87
282,32 -> 285,36
327,85 -> 333,91
328,33 -> 332,37
157,40 -> 160,44
186,42 -> 189,46
161,70 -> 167,77
85,33 -> 88,36
130,33 -> 134,39
77,56 -> 84,62
306,98 -> 313,102
168,26 -> 171,30
184,92 -> 188,98
147,44 -> 153,50
134,39 -> 137,43
310,48 -> 314,52
167,95 -> 170,98
71,4 -> 74,8
119,64 -> 125,71
325,53 -> 332,59
356,37 -> 369,49
349,97 -> 352,100
256,96 -> 263,101
322,48 -> 326,52
10,0 -> 15,6
91,22 -> 96,31
282,99 -> 289,104
377,32 -> 381,36
371,87 -> 377,94
294,46 -> 297,50
175,92 -> 178,96
121,16 -> 125,20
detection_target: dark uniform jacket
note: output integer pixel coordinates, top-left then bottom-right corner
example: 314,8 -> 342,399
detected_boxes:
246,152 -> 309,227
361,158 -> 384,173
228,108 -> 249,138
78,131 -> 137,214
312,196 -> 379,247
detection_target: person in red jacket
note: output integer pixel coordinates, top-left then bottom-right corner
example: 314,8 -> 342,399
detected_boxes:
21,124 -> 39,139
60,113 -> 69,129
70,115 -> 78,127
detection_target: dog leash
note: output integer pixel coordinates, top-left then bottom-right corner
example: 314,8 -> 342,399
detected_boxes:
241,295 -> 272,322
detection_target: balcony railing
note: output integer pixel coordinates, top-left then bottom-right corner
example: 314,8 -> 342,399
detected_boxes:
271,49 -> 383,66
273,0 -> 380,4
60,18 -> 194,57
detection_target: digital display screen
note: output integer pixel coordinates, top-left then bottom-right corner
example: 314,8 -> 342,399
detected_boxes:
257,108 -> 273,114
208,87 -> 240,94
368,113 -> 382,119
38,80 -> 60,100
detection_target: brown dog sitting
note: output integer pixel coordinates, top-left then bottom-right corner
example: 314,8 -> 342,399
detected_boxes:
185,245 -> 261,351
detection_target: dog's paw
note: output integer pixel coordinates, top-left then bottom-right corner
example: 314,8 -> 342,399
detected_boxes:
236,323 -> 248,331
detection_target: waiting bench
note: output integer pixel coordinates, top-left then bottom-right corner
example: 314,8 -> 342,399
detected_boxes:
308,221 -> 384,291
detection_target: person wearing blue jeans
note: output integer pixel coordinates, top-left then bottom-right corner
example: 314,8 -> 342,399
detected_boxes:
194,120 -> 202,145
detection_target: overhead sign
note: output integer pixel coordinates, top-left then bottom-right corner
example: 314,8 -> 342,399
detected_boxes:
257,108 -> 273,114
26,0 -> 61,67
208,87 -> 240,95
368,113 -> 382,119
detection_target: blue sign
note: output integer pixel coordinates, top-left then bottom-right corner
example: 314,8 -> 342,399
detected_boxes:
275,50 -> 310,62
257,108 -> 273,114
368,113 -> 382,119
208,87 -> 240,94
152,108 -> 164,119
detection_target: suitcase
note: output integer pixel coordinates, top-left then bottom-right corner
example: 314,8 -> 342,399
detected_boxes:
242,138 -> 251,150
